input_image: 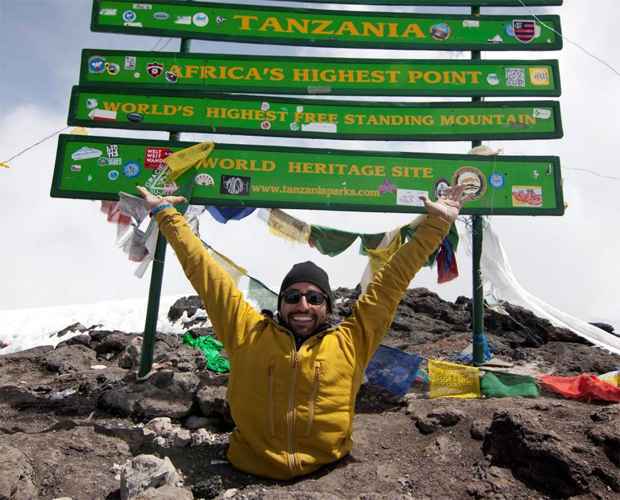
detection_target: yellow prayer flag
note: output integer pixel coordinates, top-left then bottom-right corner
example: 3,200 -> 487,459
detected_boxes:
600,371 -> 620,387
69,127 -> 90,135
266,209 -> 310,244
429,359 -> 481,399
209,249 -> 247,286
0,162 -> 9,169
164,141 -> 214,180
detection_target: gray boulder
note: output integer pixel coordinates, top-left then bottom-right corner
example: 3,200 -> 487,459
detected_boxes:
45,344 -> 97,373
120,454 -> 189,500
0,444 -> 37,500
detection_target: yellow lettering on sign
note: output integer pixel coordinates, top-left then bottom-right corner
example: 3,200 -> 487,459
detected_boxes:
391,165 -> 433,178
232,15 -> 427,40
205,107 -> 289,122
400,23 -> 425,38
198,157 -> 275,172
170,64 -> 288,82
100,101 -> 194,118
335,21 -> 359,37
292,68 -> 401,84
407,70 -> 482,85
343,113 -> 434,127
233,15 -> 258,30
288,161 -> 385,176
312,19 -> 332,35
261,17 -> 285,33
439,113 -> 537,127
293,111 -> 338,124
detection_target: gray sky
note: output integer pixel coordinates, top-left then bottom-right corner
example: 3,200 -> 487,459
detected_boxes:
1,0 -> 618,327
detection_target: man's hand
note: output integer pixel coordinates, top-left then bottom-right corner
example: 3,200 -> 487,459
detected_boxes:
136,185 -> 187,211
419,185 -> 470,224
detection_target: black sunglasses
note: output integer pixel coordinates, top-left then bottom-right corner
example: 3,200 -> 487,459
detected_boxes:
281,289 -> 327,306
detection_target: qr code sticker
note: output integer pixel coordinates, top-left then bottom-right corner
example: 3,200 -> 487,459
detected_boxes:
505,67 -> 526,87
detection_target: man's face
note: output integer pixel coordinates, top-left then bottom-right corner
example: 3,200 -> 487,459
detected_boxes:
279,282 -> 329,337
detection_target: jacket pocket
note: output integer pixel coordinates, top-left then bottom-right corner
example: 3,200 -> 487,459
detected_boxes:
305,361 -> 321,436
268,363 -> 276,437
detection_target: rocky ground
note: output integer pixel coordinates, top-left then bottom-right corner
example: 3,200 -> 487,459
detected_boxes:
1,288 -> 619,500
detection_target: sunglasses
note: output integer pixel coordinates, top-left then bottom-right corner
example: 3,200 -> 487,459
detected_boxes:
281,289 -> 327,306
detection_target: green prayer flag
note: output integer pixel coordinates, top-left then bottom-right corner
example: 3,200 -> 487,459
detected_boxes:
309,225 -> 359,257
248,277 -> 278,311
358,232 -> 386,255
182,333 -> 230,373
481,371 -> 540,398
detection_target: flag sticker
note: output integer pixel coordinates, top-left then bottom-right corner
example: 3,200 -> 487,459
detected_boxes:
513,19 -> 536,43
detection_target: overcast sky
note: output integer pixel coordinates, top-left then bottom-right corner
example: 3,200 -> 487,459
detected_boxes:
1,0 -> 618,329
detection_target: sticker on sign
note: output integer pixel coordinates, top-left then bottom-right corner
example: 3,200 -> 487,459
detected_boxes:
396,189 -> 427,207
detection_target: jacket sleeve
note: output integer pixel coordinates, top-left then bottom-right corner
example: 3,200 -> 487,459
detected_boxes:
339,215 -> 452,368
155,207 -> 263,353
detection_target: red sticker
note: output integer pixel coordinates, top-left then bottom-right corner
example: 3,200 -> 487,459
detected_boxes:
144,146 -> 172,169
146,62 -> 164,78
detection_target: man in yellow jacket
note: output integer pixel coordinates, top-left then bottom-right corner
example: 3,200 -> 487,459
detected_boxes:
138,185 -> 465,480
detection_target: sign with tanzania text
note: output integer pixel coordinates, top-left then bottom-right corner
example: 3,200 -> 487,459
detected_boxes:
81,50 -> 561,97
52,134 -> 564,216
69,87 -> 563,141
92,1 -> 562,51
264,0 -> 562,5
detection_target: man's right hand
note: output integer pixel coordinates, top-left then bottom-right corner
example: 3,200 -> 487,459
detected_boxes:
136,185 -> 187,211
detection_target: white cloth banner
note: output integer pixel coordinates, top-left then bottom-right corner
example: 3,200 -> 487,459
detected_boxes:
470,218 -> 620,355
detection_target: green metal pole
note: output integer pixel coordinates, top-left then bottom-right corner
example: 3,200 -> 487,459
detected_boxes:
138,37 -> 192,378
471,6 -> 486,366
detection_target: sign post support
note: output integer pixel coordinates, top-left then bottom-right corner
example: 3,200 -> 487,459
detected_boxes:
471,6 -> 486,366
138,37 -> 191,378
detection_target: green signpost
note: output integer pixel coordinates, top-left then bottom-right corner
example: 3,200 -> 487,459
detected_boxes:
92,1 -> 562,51
81,49 -> 561,96
56,0 -> 565,374
264,0 -> 562,4
52,134 -> 564,216
69,87 -> 563,141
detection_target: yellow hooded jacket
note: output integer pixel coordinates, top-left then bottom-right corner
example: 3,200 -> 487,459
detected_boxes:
156,208 -> 450,479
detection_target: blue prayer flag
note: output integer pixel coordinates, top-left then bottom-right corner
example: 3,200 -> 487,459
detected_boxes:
365,345 -> 423,397
206,206 -> 256,223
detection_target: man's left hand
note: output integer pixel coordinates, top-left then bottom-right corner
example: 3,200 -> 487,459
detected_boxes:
419,185 -> 470,223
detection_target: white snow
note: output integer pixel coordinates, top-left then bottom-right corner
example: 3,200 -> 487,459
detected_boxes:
0,295 -> 190,354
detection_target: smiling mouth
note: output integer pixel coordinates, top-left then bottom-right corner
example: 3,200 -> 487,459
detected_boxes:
290,315 -> 314,324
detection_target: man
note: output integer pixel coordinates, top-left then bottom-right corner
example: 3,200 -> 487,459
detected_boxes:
137,185 -> 465,480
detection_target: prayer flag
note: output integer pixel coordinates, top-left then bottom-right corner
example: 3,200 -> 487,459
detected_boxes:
539,374 -> 620,403
206,206 -> 255,224
308,225 -> 359,257
261,208 -> 311,244
209,249 -> 247,286
429,359 -> 481,399
480,371 -> 540,398
164,141 -> 214,180
599,370 -> 620,387
365,345 -> 422,397
247,277 -> 278,312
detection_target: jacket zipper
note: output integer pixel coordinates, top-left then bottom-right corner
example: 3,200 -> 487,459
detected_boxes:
286,341 -> 299,472
306,362 -> 321,436
268,364 -> 275,437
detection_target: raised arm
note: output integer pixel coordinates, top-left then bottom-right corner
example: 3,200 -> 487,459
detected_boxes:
340,185 -> 468,366
136,186 -> 262,352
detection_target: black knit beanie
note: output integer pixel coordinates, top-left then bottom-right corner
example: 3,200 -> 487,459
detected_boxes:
278,261 -> 333,312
